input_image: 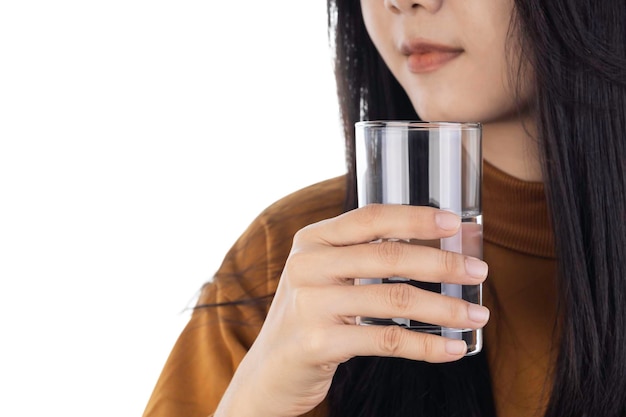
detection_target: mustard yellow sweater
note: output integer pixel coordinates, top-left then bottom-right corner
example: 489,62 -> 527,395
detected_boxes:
144,162 -> 558,417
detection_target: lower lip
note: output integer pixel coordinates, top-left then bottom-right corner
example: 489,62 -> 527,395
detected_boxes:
407,51 -> 462,74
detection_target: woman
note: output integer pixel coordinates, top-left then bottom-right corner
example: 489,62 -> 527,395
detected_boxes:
144,0 -> 626,416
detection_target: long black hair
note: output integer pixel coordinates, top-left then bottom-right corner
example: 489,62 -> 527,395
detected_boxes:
326,0 -> 626,416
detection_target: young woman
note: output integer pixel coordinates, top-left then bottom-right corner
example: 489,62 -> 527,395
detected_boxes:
144,0 -> 626,416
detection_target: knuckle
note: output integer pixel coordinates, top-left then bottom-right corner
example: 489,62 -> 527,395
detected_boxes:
446,300 -> 466,324
284,250 -> 314,280
291,287 -> 320,317
376,240 -> 405,266
290,287 -> 316,315
298,327 -> 329,357
439,250 -> 461,276
288,287 -> 323,321
419,335 -> 435,358
378,325 -> 406,355
283,253 -> 303,280
355,204 -> 386,227
293,225 -> 314,245
385,283 -> 414,314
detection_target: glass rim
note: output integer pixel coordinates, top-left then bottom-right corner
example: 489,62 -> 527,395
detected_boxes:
355,120 -> 481,130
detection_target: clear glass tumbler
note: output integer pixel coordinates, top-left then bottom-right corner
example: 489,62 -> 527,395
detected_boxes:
355,121 -> 483,355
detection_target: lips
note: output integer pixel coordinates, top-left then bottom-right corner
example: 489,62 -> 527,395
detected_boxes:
401,39 -> 463,74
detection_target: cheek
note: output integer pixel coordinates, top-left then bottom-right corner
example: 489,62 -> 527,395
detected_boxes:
405,45 -> 533,122
361,0 -> 401,74
360,0 -> 380,40
460,42 -> 534,121
404,69 -> 517,123
361,4 -> 393,55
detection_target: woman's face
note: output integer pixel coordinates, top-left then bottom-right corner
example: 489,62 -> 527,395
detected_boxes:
360,0 -> 532,123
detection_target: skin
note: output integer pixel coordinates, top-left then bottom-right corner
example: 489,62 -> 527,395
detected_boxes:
215,1 -> 537,416
362,0 -> 540,181
216,206 -> 489,417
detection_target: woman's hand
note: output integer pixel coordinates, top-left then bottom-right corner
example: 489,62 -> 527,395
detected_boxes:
214,204 -> 489,417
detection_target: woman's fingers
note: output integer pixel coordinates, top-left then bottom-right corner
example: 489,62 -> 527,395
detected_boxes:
335,241 -> 487,282
292,284 -> 489,330
297,204 -> 460,247
215,205 -> 484,417
269,203 -> 489,368
304,324 -> 469,364
288,204 -> 486,285
285,240 -> 488,286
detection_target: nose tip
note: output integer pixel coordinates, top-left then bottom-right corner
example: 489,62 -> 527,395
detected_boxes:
384,0 -> 442,14
384,0 -> 418,13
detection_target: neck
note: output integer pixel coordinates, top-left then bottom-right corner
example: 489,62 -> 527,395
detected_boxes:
482,115 -> 542,182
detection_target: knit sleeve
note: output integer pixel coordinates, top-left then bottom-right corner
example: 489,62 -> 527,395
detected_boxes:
142,215 -> 276,417
142,176 -> 346,417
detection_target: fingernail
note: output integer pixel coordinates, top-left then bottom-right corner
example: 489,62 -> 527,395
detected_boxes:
435,211 -> 460,231
445,340 -> 467,355
465,258 -> 488,279
468,304 -> 490,323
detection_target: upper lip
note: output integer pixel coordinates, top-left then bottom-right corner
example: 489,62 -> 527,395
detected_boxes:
400,39 -> 463,55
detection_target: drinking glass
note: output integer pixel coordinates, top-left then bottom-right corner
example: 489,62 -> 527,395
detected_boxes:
355,121 -> 483,355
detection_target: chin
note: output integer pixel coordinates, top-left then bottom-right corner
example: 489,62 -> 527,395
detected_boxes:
414,107 -> 478,123
410,98 -> 467,122
409,89 -> 532,124
412,99 -> 514,124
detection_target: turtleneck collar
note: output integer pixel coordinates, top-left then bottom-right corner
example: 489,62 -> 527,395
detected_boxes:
483,160 -> 555,259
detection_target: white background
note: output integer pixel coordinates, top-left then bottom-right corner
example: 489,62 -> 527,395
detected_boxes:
0,2 -> 344,416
